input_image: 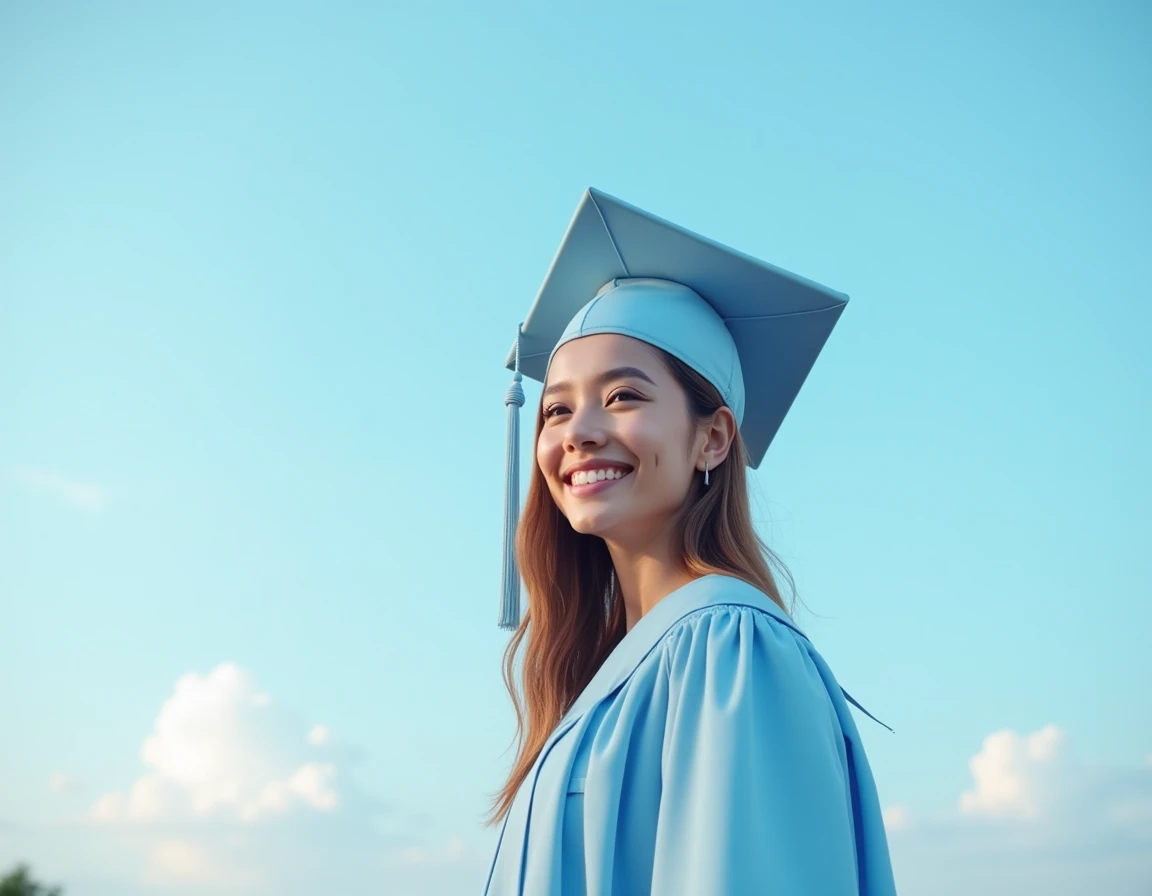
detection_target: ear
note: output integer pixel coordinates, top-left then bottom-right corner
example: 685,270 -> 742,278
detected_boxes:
696,406 -> 737,473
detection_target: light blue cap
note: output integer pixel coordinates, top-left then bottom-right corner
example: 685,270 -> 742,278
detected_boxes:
497,188 -> 849,629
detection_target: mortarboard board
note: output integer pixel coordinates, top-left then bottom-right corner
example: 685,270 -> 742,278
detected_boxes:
499,188 -> 849,630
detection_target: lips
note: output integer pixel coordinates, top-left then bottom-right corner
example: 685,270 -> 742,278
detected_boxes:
562,463 -> 634,497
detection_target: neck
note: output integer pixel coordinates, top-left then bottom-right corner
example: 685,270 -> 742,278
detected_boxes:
604,525 -> 695,632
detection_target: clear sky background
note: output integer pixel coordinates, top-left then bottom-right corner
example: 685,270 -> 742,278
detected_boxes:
1,1 -> 1149,894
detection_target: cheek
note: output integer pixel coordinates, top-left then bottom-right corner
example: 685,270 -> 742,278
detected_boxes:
634,427 -> 693,498
535,431 -> 570,509
535,429 -> 562,476
628,420 -> 675,470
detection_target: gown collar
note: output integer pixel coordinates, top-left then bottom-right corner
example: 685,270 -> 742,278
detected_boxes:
556,573 -> 796,730
552,572 -> 891,737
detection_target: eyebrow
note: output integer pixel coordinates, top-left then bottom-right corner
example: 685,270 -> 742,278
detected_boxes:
542,366 -> 658,399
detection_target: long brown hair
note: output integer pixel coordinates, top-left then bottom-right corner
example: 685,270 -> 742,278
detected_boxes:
488,348 -> 796,824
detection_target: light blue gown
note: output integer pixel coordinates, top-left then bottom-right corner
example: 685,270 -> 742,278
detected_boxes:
484,574 -> 897,895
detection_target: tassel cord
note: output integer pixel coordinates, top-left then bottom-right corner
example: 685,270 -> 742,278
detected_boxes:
499,325 -> 526,630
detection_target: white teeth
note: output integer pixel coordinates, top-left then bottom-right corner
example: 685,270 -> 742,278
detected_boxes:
571,469 -> 626,485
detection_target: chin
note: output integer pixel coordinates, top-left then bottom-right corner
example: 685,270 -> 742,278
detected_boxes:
566,514 -> 611,537
561,505 -> 622,538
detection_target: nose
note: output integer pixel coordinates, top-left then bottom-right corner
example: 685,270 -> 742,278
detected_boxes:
562,404 -> 608,453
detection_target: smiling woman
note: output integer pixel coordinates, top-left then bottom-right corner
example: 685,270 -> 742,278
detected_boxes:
484,189 -> 897,896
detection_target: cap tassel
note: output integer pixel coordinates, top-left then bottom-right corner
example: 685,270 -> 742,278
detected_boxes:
499,324 -> 526,631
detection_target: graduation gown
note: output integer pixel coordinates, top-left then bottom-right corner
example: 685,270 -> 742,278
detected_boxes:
484,573 -> 897,895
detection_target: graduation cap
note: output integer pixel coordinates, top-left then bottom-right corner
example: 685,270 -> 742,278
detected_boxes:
499,188 -> 849,630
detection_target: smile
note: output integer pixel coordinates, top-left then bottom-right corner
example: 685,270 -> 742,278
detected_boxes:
563,465 -> 633,497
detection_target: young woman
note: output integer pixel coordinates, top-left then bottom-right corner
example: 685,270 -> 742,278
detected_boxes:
484,189 -> 896,895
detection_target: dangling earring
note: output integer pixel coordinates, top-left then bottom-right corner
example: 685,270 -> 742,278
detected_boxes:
704,461 -> 710,487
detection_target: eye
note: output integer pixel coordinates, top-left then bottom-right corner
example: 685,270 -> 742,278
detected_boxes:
608,389 -> 642,405
542,403 -> 570,420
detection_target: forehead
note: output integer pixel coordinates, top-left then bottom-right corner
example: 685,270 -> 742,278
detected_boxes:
544,334 -> 666,386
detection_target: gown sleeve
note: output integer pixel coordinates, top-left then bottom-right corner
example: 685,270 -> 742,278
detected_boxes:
650,604 -> 865,895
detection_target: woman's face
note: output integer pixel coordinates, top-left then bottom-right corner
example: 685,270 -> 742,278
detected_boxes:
536,334 -> 705,544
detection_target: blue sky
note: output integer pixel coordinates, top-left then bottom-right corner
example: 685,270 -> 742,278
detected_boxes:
1,1 -> 1149,893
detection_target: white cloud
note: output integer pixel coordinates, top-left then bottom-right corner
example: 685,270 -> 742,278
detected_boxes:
7,467 -> 109,510
40,663 -> 490,895
49,773 -> 82,795
91,662 -> 339,825
239,763 -> 338,822
887,725 -> 1152,896
142,837 -> 264,889
959,724 -> 1065,819
883,803 -> 912,832
91,775 -> 172,822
